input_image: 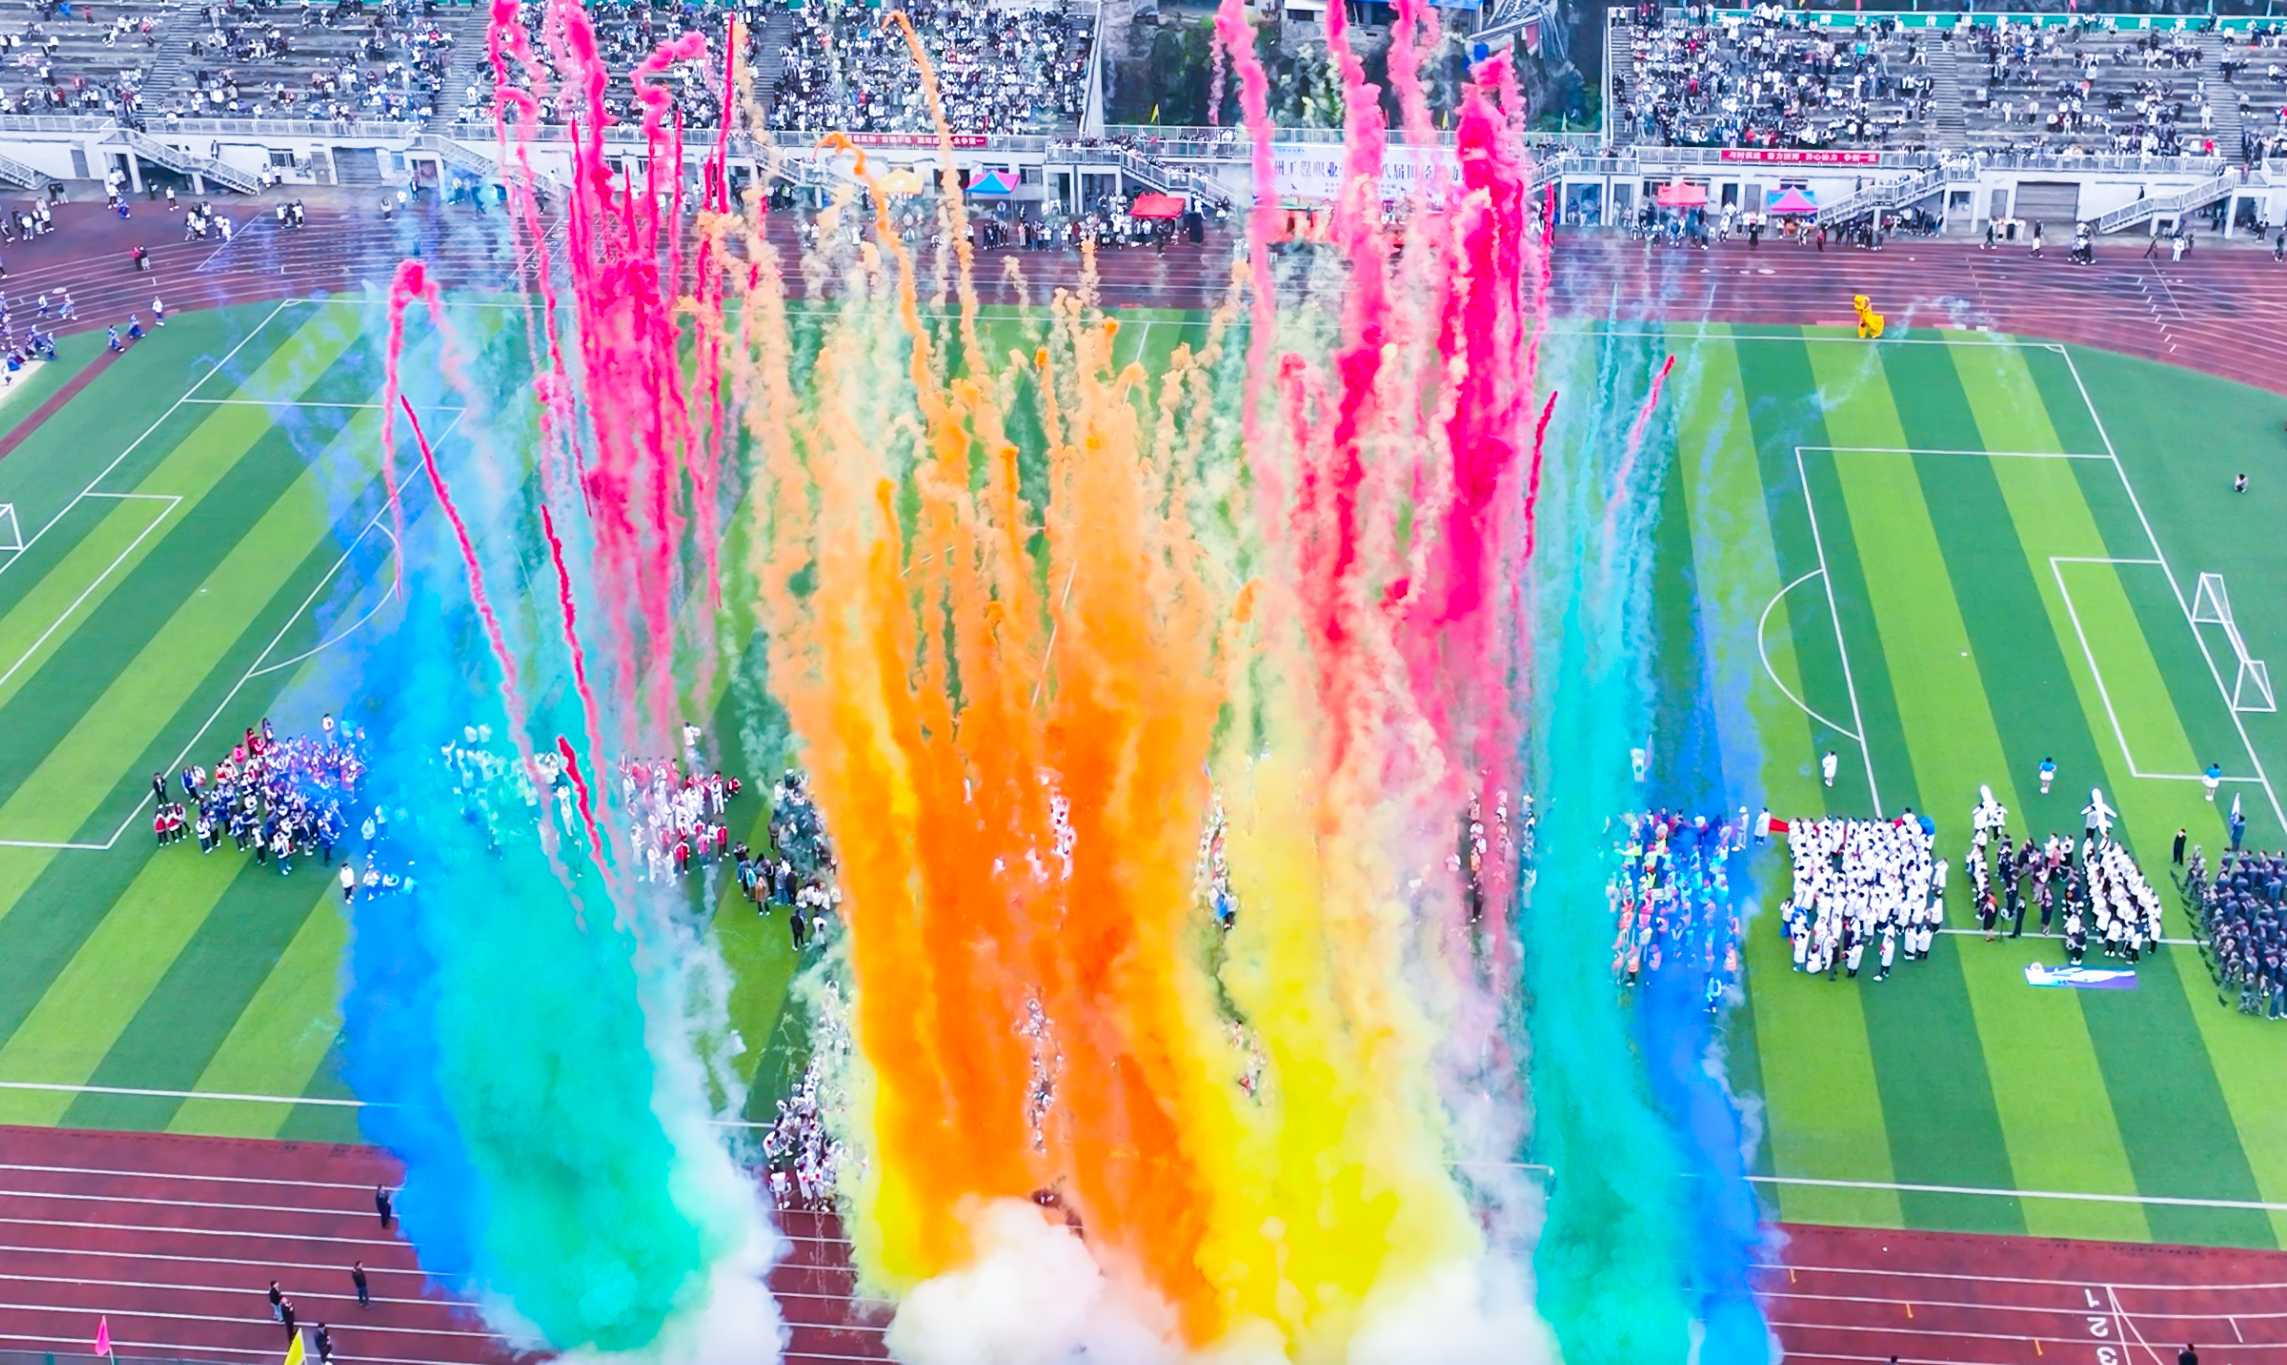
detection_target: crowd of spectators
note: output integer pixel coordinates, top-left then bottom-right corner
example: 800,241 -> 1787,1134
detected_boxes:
1614,4 -> 2287,160
461,0 -> 747,129
2187,847 -> 2287,1019
168,0 -> 454,122
0,0 -> 163,116
1963,16 -> 2222,157
1613,2 -> 1937,150
769,0 -> 1088,136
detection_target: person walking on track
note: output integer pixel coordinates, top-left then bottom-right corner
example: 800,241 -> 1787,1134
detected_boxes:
375,1186 -> 394,1230
350,1264 -> 369,1309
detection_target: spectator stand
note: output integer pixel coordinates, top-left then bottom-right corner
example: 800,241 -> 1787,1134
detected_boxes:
168,0 -> 450,125
0,0 -> 169,118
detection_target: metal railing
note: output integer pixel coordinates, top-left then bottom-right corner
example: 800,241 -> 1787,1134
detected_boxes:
164,116 -> 420,139
0,113 -> 114,133
1973,150 -> 2227,176
0,147 -> 53,188
1812,161 -> 1971,226
2092,172 -> 2235,234
117,127 -> 259,192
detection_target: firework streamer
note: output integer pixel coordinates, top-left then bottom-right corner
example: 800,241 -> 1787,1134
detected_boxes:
1523,343 -> 1694,1365
338,10 -> 787,1361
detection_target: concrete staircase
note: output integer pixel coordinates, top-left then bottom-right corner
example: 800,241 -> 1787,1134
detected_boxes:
2197,30 -> 2247,159
1927,41 -> 1966,152
747,5 -> 795,124
116,126 -> 259,192
2093,171 -> 2234,234
0,147 -> 54,190
1603,15 -> 1633,144
434,3 -> 498,128
140,2 -> 200,114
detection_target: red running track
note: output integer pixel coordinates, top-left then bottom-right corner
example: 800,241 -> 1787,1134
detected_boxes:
0,195 -> 2278,399
6,1126 -> 2287,1365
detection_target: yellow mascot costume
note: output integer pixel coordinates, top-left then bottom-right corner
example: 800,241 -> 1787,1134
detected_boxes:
1852,294 -> 1886,340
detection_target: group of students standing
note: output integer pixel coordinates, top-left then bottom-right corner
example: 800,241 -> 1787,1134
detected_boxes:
736,769 -> 840,951
1781,813 -> 1945,981
1965,784 -> 2164,964
153,715 -> 365,875
1607,809 -> 1746,1010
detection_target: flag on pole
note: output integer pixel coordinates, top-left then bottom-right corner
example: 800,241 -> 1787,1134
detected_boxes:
2233,791 -> 2243,819
93,1317 -> 112,1360
283,1328 -> 305,1365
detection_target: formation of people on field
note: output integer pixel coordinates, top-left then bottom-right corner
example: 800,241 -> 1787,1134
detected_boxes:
1781,812 -> 1943,981
152,716 -> 366,876
1965,784 -> 2163,964
762,977 -> 852,1209
2186,847 -> 2287,1018
736,768 -> 841,951
1608,809 -> 1745,1009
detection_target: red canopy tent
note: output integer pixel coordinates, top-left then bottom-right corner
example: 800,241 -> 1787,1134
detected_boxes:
1654,182 -> 1709,207
1130,193 -> 1185,219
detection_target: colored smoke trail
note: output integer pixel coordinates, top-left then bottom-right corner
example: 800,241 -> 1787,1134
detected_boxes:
322,0 -> 1787,1357
337,2 -> 788,1357
726,21 -> 1557,1357
1523,346 -> 1692,1365
338,507 -> 781,1361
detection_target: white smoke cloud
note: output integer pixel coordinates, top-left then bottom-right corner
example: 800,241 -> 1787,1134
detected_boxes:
1346,1258 -> 1559,1365
884,1200 -> 1185,1365
878,1199 -> 1560,1365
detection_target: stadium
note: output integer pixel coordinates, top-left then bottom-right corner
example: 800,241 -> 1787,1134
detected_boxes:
0,0 -> 2281,1363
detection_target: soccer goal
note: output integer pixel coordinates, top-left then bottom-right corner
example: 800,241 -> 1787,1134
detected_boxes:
2192,571 -> 2276,713
0,503 -> 20,556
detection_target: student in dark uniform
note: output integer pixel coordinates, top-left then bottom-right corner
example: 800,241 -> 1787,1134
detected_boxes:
2174,827 -> 2189,866
349,1263 -> 369,1309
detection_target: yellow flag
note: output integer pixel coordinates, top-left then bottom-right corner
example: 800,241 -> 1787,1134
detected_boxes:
283,1330 -> 305,1365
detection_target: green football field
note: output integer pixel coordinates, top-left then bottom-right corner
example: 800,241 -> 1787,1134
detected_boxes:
2,296 -> 2285,1250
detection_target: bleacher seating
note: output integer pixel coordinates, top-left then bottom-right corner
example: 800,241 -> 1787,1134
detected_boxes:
463,0 -> 752,130
0,0 -> 168,117
1612,5 -> 1938,150
1961,18 -> 2219,157
769,0 -> 1090,136
167,0 -> 451,122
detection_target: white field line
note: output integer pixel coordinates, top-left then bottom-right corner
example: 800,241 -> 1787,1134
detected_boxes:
1757,567 -> 1861,740
0,1188 -> 381,1220
0,494 -> 179,694
0,1081 -> 359,1106
0,1329 -> 498,1365
1761,1289 -> 2287,1323
0,1163 -> 375,1191
1749,1173 -> 2287,1212
1792,444 -> 1881,812
0,301 -> 292,582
